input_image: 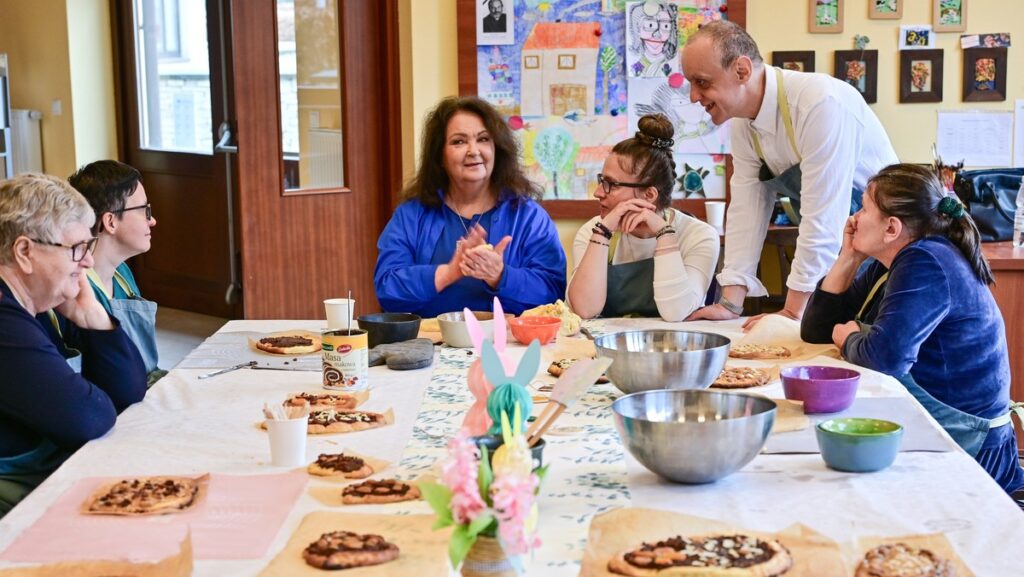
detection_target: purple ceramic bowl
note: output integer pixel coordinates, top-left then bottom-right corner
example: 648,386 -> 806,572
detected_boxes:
780,366 -> 860,414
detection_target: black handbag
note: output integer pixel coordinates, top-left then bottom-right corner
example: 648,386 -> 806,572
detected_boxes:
953,168 -> 1024,242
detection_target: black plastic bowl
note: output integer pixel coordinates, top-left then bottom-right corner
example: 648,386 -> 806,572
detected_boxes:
357,313 -> 421,348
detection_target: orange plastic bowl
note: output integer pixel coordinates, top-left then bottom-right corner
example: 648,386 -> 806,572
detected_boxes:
508,316 -> 561,345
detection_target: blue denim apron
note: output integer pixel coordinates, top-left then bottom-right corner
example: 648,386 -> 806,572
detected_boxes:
0,317 -> 79,516
88,269 -> 161,383
751,68 -> 863,220
895,373 -> 1011,458
599,233 -> 660,318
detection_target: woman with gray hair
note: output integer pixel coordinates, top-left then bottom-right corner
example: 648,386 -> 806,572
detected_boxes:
0,174 -> 146,517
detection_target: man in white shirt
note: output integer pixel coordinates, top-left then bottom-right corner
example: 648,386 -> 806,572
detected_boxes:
682,21 -> 898,324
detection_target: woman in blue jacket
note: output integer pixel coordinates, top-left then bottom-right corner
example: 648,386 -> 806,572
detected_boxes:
375,97 -> 566,317
802,164 -> 1024,496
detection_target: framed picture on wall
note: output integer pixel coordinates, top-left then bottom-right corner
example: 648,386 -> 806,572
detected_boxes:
962,47 -> 1007,102
809,0 -> 843,33
899,49 -> 943,103
833,50 -> 877,103
933,0 -> 966,33
772,51 -> 815,73
869,0 -> 902,19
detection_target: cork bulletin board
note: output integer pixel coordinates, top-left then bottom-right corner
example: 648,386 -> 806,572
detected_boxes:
456,0 -> 747,219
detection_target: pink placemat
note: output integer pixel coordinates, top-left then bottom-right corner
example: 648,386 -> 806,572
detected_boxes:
1,471 -> 307,562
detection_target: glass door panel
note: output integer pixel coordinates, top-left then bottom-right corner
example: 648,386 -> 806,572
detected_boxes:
134,0 -> 212,154
277,0 -> 344,191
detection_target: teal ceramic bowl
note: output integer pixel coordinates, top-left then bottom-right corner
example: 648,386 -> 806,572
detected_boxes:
815,418 -> 903,473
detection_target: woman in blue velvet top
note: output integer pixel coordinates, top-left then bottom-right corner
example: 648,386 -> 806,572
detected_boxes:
375,97 -> 566,317
802,164 -> 1024,495
0,174 -> 147,517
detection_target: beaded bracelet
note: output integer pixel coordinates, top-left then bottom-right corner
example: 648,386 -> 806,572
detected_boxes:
592,221 -> 613,239
589,239 -> 610,247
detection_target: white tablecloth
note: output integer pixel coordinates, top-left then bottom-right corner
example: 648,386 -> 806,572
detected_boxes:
0,318 -> 1020,575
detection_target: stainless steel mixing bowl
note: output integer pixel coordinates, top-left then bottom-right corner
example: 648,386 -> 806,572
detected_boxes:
594,330 -> 730,394
612,389 -> 776,484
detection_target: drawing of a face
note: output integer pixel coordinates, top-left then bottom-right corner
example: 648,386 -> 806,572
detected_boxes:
639,8 -> 674,58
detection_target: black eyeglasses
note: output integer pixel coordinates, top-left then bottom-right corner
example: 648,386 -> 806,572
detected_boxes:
114,203 -> 153,220
596,173 -> 648,195
29,236 -> 98,262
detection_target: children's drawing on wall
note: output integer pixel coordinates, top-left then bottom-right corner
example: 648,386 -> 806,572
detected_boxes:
899,25 -> 934,49
477,0 -> 729,199
974,57 -> 996,91
673,154 -> 726,199
626,1 -> 680,77
843,59 -> 867,91
910,60 -> 932,92
678,0 -> 726,46
937,0 -> 963,27
477,0 -> 515,46
516,115 -> 626,200
628,76 -> 730,155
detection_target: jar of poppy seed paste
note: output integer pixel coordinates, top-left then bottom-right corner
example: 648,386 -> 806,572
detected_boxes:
321,328 -> 368,391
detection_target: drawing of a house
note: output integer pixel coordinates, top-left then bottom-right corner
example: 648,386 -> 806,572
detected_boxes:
520,22 -> 600,117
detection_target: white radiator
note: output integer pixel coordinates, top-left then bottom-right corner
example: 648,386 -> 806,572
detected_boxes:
11,109 -> 42,175
307,128 -> 343,188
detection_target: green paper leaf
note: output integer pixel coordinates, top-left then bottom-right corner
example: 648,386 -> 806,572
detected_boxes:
478,445 -> 493,504
448,525 -> 476,569
419,481 -> 454,527
467,512 -> 495,538
535,464 -> 550,484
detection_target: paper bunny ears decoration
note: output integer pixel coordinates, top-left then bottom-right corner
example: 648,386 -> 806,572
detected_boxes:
462,298 -> 514,436
482,338 -> 540,436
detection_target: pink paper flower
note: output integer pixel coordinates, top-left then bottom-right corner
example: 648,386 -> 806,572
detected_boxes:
442,431 -> 487,524
490,472 -> 541,555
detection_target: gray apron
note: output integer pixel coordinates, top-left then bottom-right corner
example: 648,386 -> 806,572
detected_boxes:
0,315 -> 79,517
92,270 -> 163,385
600,233 -> 660,318
752,68 -> 863,220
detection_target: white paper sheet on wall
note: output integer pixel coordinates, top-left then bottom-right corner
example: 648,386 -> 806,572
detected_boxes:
936,110 -> 1013,168
1014,99 -> 1024,167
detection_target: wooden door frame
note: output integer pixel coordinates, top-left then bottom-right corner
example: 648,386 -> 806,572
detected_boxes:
231,0 -> 402,319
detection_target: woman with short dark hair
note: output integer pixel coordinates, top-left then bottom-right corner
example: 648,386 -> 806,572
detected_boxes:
374,97 -> 565,317
69,160 -> 163,384
802,163 -> 1024,495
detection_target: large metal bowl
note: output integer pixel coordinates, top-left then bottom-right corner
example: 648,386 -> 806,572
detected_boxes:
594,330 -> 730,394
612,389 -> 776,484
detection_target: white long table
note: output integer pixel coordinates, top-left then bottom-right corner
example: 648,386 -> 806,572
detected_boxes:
0,318 -> 1021,575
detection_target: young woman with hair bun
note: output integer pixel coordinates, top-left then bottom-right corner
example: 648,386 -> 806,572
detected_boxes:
802,163 -> 1024,496
566,114 -> 719,321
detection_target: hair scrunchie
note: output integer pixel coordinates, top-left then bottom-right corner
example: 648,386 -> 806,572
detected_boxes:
635,131 -> 674,151
938,195 -> 965,219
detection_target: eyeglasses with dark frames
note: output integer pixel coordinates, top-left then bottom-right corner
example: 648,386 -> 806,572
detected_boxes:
596,173 -> 649,195
29,236 -> 98,262
114,203 -> 153,220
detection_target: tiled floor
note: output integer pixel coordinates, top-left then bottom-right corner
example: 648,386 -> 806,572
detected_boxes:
155,307 -> 227,370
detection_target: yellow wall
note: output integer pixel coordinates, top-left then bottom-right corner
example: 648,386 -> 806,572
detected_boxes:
400,0 -> 459,186
747,1 -> 1024,164
67,0 -> 118,168
404,0 -> 1024,283
0,0 -> 117,177
0,0 -> 76,177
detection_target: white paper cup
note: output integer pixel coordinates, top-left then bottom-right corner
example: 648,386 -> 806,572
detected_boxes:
324,298 -> 355,330
266,417 -> 308,467
705,201 -> 726,230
